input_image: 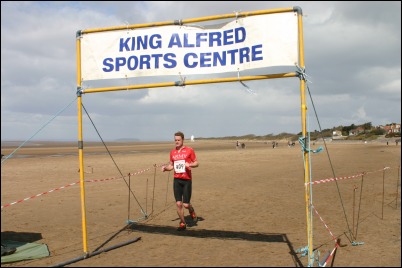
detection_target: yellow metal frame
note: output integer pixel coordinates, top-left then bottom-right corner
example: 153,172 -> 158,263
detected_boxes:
76,7 -> 312,265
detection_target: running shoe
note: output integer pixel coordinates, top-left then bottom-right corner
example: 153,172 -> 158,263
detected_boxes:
190,208 -> 198,223
177,222 -> 186,231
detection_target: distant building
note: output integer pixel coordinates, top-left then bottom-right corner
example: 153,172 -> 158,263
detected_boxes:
332,130 -> 344,140
380,123 -> 401,134
349,126 -> 365,136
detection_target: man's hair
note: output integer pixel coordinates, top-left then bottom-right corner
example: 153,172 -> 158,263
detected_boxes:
175,131 -> 184,139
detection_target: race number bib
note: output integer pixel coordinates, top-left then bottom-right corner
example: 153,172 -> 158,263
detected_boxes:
174,160 -> 186,173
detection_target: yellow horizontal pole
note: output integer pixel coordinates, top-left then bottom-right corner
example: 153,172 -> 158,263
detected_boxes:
81,72 -> 298,94
80,7 -> 295,34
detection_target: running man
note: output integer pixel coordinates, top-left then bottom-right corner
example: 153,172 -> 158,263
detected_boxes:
162,131 -> 199,231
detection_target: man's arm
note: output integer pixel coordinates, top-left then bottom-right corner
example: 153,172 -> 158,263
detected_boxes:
186,160 -> 199,169
162,162 -> 173,172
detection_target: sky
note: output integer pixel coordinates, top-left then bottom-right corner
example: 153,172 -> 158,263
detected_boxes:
1,1 -> 401,142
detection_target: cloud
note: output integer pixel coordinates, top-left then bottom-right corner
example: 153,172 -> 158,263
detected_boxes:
1,1 -> 400,141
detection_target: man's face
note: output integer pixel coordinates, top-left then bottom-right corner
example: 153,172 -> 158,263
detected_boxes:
175,135 -> 183,148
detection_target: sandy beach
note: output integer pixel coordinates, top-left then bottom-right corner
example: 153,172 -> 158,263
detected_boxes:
1,139 -> 401,267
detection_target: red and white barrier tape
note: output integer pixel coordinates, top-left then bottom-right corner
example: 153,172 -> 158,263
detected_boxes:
1,163 -> 166,209
1,181 -> 80,209
307,167 -> 391,185
320,243 -> 339,267
312,205 -> 340,267
312,205 -> 337,241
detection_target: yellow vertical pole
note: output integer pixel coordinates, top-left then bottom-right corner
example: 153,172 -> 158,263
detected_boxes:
295,6 -> 313,266
76,30 -> 89,255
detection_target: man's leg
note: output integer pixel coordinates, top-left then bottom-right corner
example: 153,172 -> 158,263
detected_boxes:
174,180 -> 186,230
176,201 -> 186,230
184,203 -> 198,223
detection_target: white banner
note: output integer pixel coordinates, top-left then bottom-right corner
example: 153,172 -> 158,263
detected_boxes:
80,12 -> 298,81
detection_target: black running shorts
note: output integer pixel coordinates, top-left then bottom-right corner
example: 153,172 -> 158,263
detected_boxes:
173,178 -> 192,203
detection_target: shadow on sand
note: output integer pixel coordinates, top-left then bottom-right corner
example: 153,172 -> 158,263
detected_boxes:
126,217 -> 303,267
1,231 -> 43,243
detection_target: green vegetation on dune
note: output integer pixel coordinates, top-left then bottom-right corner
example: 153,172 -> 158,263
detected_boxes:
196,122 -> 400,142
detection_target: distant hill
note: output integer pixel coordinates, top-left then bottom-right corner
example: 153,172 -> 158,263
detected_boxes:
196,133 -> 299,141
